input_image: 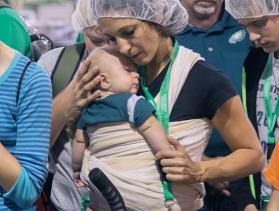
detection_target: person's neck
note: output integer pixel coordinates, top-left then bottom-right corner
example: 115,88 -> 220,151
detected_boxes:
188,8 -> 222,30
0,42 -> 15,76
145,37 -> 173,84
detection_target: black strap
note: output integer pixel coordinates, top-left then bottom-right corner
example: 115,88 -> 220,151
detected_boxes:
42,43 -> 85,210
89,168 -> 126,210
51,43 -> 85,98
16,61 -> 32,105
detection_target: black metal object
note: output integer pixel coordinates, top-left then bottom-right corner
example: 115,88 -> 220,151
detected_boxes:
89,168 -> 126,211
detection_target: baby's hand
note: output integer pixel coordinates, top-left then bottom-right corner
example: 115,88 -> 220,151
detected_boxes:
73,172 -> 85,188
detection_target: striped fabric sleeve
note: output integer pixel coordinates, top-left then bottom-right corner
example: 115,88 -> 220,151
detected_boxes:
4,62 -> 52,208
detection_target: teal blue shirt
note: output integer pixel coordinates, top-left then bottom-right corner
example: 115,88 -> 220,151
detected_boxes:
77,93 -> 155,129
176,10 -> 253,156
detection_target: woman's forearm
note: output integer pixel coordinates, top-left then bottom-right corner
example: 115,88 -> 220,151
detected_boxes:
207,96 -> 264,182
0,144 -> 21,191
199,148 -> 264,182
156,135 -> 263,184
50,82 -> 75,146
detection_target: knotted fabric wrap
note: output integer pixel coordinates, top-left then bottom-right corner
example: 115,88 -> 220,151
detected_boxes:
81,46 -> 213,211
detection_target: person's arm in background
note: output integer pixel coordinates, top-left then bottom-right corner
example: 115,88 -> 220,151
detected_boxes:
264,140 -> 279,211
267,189 -> 279,211
1,64 -> 52,208
156,96 -> 264,184
0,8 -> 32,58
0,145 -> 21,190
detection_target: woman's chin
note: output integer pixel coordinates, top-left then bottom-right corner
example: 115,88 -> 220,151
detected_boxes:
132,56 -> 150,66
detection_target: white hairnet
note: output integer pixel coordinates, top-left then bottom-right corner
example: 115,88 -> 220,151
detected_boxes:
225,0 -> 279,19
72,0 -> 97,32
73,0 -> 188,35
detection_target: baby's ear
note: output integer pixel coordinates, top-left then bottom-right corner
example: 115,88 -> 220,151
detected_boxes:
99,73 -> 110,90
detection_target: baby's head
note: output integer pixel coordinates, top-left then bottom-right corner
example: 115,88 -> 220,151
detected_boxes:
88,47 -> 139,94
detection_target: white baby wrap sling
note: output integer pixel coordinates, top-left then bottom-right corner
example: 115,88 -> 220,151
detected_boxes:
80,46 -> 213,211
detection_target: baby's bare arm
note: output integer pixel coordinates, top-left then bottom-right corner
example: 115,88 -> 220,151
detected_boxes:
72,129 -> 88,172
138,115 -> 172,152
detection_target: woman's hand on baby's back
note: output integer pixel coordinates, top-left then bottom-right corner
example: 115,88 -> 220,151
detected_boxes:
155,137 -> 203,184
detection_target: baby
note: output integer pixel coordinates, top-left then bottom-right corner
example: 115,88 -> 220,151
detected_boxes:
71,47 -> 174,207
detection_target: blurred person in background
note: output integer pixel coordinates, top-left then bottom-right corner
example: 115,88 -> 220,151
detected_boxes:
37,1 -> 108,210
176,0 -> 263,210
3,0 -> 24,11
0,0 -> 32,58
226,0 -> 279,210
0,40 -> 52,210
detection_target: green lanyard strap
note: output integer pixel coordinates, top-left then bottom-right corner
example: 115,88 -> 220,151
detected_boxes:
242,68 -> 247,113
242,68 -> 256,200
138,40 -> 179,207
263,54 -> 278,145
139,40 -> 179,133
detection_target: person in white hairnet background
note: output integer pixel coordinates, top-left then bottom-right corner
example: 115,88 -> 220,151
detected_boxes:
64,0 -> 264,210
37,0 -> 108,210
226,0 -> 279,210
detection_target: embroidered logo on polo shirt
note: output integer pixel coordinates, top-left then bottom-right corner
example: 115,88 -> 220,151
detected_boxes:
228,30 -> 246,44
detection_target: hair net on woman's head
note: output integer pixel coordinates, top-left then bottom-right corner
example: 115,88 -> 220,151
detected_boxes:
225,0 -> 279,19
72,0 -> 97,32
89,0 -> 189,35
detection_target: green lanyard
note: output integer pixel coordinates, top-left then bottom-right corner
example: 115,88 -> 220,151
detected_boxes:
263,54 -> 278,145
242,68 -> 256,199
242,68 -> 247,113
138,40 -> 179,207
139,41 -> 179,133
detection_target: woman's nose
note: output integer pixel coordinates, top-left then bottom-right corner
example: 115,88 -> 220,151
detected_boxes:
116,38 -> 132,56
